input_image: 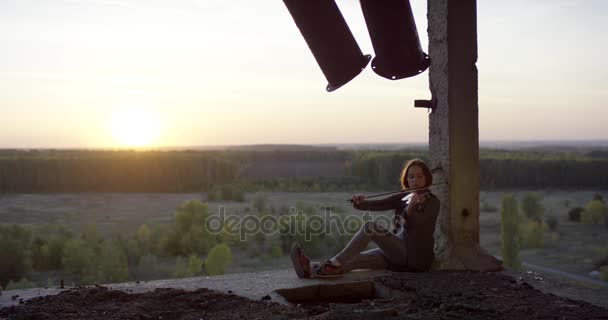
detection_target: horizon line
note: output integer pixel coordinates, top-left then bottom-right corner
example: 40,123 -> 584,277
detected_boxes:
2,139 -> 608,151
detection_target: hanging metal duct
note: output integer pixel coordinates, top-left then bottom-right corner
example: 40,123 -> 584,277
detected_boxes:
283,0 -> 371,92
360,0 -> 430,80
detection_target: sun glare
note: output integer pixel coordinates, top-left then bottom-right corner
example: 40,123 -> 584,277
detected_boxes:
109,107 -> 162,148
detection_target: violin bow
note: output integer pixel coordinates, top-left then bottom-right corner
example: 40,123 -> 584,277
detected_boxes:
346,166 -> 443,202
346,184 -> 437,202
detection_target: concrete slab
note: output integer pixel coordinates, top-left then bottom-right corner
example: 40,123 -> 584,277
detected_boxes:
3,268 -> 607,310
0,268 -> 390,308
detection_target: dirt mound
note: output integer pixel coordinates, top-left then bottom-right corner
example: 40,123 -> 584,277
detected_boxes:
373,271 -> 608,319
2,272 -> 607,320
0,286 -> 302,320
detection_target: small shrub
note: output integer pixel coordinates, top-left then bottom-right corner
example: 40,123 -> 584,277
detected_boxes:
6,278 -> 36,290
134,254 -> 162,280
303,204 -> 317,216
171,256 -> 188,278
550,232 -> 559,245
270,243 -> 283,258
593,193 -> 605,204
205,244 -> 233,276
501,195 -> 521,270
568,207 -> 584,222
187,254 -> 204,276
520,193 -> 544,221
600,266 -> 608,282
61,238 -> 95,277
94,239 -> 129,284
172,254 -> 203,278
593,247 -> 608,268
546,216 -> 558,231
520,220 -> 545,248
581,200 -> 607,225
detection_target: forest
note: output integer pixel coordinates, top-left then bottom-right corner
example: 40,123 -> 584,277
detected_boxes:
0,148 -> 606,193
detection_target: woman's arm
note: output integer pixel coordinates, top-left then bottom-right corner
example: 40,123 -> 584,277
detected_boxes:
422,195 -> 440,220
406,193 -> 440,222
353,192 -> 407,211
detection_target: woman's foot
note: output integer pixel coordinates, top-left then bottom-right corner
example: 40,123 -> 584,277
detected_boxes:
290,243 -> 311,278
313,259 -> 345,278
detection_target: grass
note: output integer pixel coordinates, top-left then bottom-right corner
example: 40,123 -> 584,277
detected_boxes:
1,190 -> 607,281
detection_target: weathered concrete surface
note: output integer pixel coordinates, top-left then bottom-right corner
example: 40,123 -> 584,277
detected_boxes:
0,268 -> 389,308
2,268 -> 607,311
427,0 -> 501,271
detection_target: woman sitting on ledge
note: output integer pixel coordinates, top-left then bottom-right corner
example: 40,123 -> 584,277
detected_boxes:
291,158 -> 440,277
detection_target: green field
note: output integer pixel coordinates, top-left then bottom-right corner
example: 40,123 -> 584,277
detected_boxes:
1,189 -> 606,284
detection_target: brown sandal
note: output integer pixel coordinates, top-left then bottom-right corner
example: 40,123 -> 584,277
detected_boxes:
290,243 -> 311,278
313,260 -> 345,278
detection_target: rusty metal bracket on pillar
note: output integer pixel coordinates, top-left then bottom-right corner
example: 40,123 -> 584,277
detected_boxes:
414,99 -> 437,111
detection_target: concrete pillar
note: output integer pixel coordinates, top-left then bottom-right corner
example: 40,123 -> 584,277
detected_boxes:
427,0 -> 502,271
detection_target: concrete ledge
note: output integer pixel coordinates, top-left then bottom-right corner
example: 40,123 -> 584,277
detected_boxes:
0,268 -> 390,308
3,268 -> 607,310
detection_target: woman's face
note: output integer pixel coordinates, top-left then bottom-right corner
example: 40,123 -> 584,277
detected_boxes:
406,165 -> 427,189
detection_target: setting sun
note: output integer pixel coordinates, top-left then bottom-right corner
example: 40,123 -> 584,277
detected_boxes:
109,107 -> 162,148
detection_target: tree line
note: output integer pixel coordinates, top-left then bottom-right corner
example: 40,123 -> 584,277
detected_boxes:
0,151 -> 238,192
0,149 -> 606,193
347,151 -> 608,190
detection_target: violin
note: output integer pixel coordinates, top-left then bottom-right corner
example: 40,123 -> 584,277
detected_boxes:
409,189 -> 431,212
396,189 -> 431,232
347,185 -> 434,203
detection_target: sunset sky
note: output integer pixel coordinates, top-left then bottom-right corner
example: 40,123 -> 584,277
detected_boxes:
0,0 -> 606,148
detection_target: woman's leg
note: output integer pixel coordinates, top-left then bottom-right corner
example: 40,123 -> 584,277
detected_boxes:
342,248 -> 389,272
332,221 -> 407,268
309,249 -> 388,274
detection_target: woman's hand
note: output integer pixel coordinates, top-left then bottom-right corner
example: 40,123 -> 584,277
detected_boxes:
407,192 -> 430,215
411,192 -> 429,207
351,194 -> 365,206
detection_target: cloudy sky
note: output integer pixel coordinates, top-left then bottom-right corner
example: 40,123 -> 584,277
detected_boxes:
0,0 -> 606,148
